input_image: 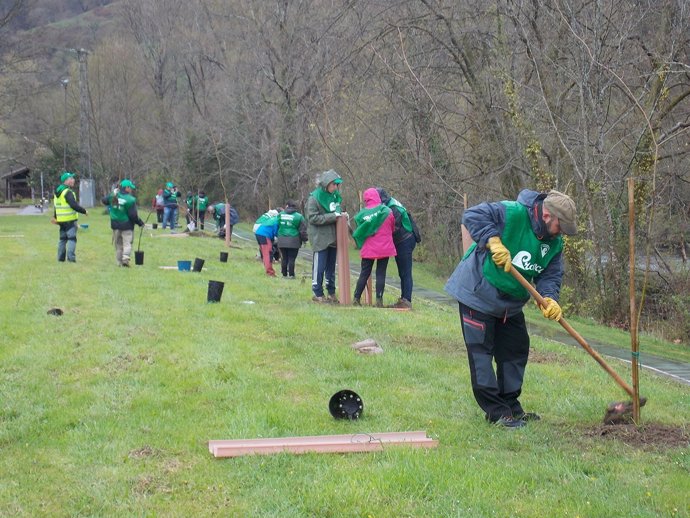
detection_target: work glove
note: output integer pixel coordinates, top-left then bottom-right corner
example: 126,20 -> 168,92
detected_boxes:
538,297 -> 562,321
487,236 -> 511,272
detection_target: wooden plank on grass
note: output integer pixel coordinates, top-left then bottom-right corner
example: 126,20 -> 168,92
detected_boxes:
208,431 -> 438,458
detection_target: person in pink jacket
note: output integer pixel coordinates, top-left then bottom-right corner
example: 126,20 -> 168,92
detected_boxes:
352,188 -> 397,307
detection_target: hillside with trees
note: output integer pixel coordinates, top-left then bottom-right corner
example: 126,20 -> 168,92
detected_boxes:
1,0 -> 688,341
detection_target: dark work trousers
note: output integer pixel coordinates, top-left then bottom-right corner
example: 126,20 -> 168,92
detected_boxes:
354,257 -> 390,300
394,235 -> 416,301
312,246 -> 337,297
198,210 -> 205,230
458,303 -> 530,421
280,247 -> 299,277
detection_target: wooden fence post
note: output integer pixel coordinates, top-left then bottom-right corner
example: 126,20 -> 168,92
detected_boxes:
336,215 -> 351,304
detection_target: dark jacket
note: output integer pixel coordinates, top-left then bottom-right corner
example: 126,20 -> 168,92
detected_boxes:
444,189 -> 564,318
377,189 -> 421,245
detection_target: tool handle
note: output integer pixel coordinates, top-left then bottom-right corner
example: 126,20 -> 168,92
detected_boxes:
508,266 -> 635,398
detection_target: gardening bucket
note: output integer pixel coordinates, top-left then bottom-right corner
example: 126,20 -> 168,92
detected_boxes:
329,390 -> 363,420
178,260 -> 192,272
134,251 -> 144,265
220,251 -> 228,263
152,223 -> 158,229
207,280 -> 224,303
193,257 -> 205,272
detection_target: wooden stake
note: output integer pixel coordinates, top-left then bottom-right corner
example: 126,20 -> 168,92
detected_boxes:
364,276 -> 372,305
336,215 -> 351,304
628,178 -> 641,423
224,202 -> 231,248
208,431 -> 438,458
461,193 -> 473,254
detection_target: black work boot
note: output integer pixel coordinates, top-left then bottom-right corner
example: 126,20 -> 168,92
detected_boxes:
353,297 -> 361,306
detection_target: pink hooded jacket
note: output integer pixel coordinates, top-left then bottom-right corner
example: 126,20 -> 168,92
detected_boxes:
359,188 -> 397,260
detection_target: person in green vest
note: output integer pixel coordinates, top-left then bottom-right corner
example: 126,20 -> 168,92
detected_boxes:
185,191 -> 195,227
352,188 -> 396,307
102,179 -> 144,267
306,169 -> 346,303
276,200 -> 308,279
162,181 -> 179,231
445,189 -> 577,428
253,209 -> 280,276
194,191 -> 210,230
208,202 -> 239,238
377,188 -> 422,309
52,171 -> 88,263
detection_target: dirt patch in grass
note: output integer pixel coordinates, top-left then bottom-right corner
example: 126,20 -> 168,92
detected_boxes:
584,423 -> 689,450
529,348 -> 570,364
128,445 -> 160,459
403,335 -> 459,354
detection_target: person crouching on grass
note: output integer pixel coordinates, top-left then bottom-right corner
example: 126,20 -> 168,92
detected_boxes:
352,188 -> 396,307
102,179 -> 145,267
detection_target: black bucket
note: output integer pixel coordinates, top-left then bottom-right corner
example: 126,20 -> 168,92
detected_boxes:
193,257 -> 205,272
207,280 -> 225,303
134,250 -> 145,265
220,251 -> 228,263
152,223 -> 158,229
329,390 -> 363,420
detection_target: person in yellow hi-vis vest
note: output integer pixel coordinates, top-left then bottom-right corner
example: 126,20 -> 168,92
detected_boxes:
52,171 -> 88,262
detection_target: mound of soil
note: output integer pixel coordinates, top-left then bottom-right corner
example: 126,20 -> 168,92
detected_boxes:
585,423 -> 689,450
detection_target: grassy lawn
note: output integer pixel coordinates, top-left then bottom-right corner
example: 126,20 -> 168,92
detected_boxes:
1,212 -> 689,517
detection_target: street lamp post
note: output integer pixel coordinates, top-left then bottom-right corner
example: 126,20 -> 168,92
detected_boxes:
61,78 -> 69,171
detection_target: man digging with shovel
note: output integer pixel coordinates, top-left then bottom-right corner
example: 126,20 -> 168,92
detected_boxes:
445,189 -> 577,428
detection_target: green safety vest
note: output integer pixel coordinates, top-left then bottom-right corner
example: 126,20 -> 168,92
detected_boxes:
387,197 -> 413,233
107,192 -> 136,223
196,196 -> 209,211
54,188 -> 78,222
278,212 -> 303,237
480,201 -> 563,299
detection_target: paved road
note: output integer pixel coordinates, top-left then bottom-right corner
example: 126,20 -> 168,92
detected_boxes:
233,228 -> 690,387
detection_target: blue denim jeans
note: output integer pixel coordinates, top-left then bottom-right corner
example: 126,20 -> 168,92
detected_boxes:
394,235 -> 416,301
162,206 -> 178,230
57,221 -> 78,262
312,246 -> 337,297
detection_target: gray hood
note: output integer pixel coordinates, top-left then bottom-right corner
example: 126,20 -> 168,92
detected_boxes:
318,169 -> 342,189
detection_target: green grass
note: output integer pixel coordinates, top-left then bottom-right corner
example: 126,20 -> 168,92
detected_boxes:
1,212 -> 689,517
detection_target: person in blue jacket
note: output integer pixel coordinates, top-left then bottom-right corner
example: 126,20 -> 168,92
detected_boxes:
445,189 -> 577,428
253,209 -> 279,276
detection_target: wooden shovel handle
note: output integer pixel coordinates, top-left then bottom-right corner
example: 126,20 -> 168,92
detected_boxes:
509,266 -> 635,398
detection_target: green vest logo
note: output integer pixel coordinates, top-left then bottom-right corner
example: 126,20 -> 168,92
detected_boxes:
540,243 -> 550,257
512,251 -> 544,274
